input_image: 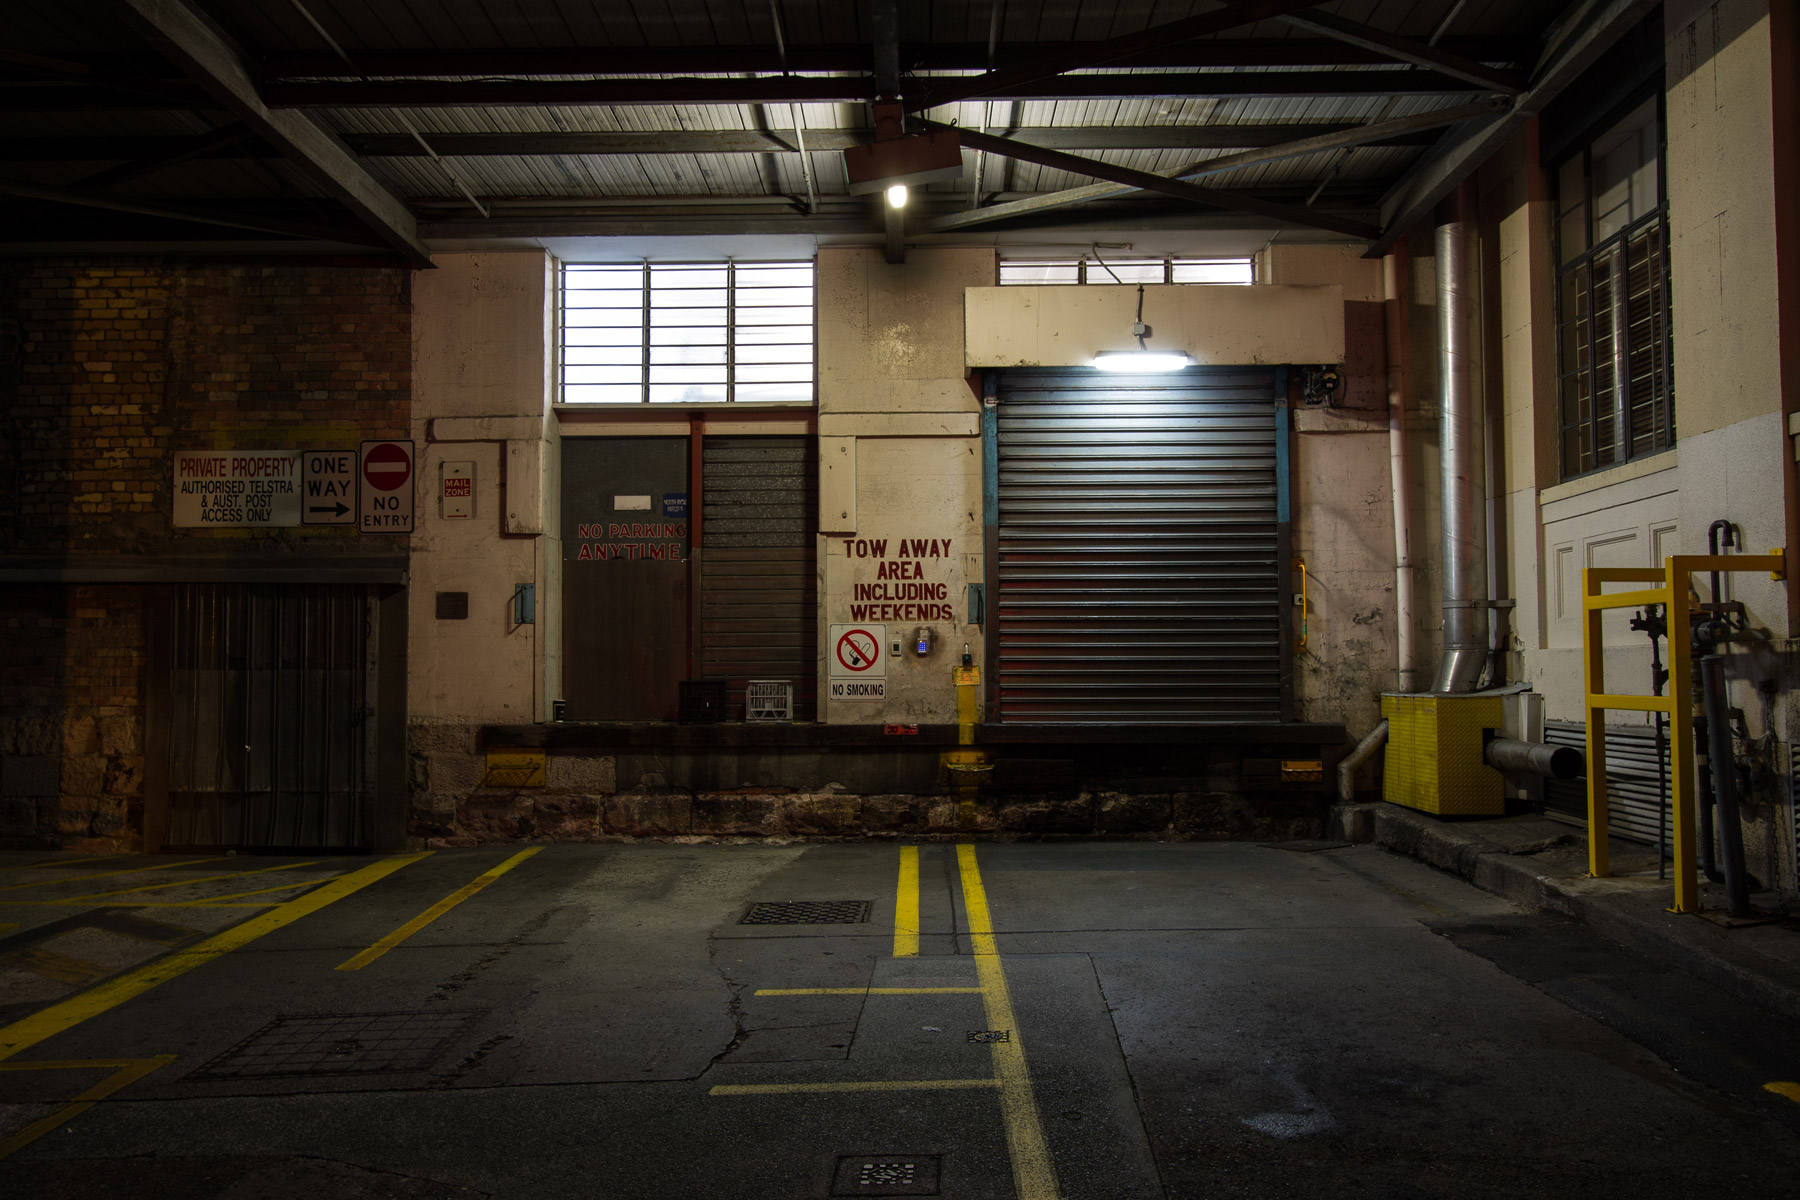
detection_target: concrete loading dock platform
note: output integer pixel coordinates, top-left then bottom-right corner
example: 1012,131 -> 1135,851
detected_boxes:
3,840 -> 1799,1198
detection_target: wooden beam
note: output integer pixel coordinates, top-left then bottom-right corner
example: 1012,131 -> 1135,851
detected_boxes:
927,99 -> 1505,233
1369,0 -> 1661,255
112,0 -> 432,267
927,121 -> 1379,240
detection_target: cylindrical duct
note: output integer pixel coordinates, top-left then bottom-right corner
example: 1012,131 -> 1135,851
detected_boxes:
1432,182 -> 1489,693
1484,737 -> 1582,779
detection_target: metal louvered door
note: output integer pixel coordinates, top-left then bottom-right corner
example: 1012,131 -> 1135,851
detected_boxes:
700,436 -> 818,719
995,367 -> 1284,724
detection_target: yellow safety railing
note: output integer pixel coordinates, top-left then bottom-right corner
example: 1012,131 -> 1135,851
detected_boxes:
1582,550 -> 1785,913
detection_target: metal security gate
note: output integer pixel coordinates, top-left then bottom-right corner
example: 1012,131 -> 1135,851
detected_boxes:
164,583 -> 376,850
994,367 -> 1285,723
700,436 -> 818,719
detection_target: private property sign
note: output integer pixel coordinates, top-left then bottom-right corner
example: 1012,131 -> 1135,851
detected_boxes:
172,451 -> 300,527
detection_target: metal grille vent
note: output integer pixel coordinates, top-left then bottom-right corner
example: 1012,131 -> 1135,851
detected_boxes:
994,368 -> 1283,723
831,1155 -> 941,1196
740,900 -> 871,925
1542,720 -> 1668,846
189,1011 -> 479,1080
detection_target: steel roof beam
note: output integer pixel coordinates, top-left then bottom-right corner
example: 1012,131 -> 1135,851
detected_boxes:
1369,0 -> 1661,256
0,177 -> 386,246
906,0 -> 1326,110
251,38 -> 1531,78
923,121 -> 1379,240
926,99 -> 1506,233
255,70 -> 1477,110
1277,11 -> 1525,93
69,123 -> 252,189
112,0 -> 432,267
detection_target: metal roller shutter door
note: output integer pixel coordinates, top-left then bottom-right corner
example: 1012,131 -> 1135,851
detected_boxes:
700,436 -> 818,719
995,367 -> 1283,723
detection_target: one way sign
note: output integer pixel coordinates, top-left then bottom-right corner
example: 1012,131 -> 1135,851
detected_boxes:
301,449 -> 356,525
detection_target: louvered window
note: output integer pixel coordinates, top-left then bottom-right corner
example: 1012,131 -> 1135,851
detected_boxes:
1554,96 -> 1672,478
560,260 -> 815,404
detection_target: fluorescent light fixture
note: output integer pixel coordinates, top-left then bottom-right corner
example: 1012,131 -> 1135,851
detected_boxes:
886,184 -> 909,208
1092,350 -> 1193,372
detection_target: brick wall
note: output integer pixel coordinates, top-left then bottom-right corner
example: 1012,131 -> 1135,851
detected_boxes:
0,259 -> 412,849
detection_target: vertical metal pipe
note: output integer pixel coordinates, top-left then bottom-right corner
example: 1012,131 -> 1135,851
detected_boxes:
1607,247 -> 1631,463
1432,182 -> 1490,693
1383,243 -> 1416,690
1701,655 -> 1753,917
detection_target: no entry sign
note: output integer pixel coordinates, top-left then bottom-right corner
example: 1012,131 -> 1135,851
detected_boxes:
358,440 -> 414,533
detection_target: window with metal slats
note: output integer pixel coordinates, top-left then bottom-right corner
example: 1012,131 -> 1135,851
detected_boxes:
995,368 -> 1282,724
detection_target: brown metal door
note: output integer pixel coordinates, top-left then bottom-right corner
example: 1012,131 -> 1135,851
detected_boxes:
562,437 -> 691,720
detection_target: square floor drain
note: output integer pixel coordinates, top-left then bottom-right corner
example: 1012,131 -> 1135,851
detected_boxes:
740,900 -> 872,925
831,1155 -> 941,1196
188,1011 -> 480,1080
967,1030 -> 1010,1044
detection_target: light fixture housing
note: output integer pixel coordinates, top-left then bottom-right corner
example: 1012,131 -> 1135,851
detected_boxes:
844,126 -> 964,195
886,184 -> 909,208
1092,350 -> 1194,372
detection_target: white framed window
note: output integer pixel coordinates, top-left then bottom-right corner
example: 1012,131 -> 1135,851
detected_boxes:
560,260 -> 816,404
998,256 -> 1253,286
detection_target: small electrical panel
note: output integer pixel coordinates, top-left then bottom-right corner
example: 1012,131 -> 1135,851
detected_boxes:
913,627 -> 934,657
442,460 -> 473,519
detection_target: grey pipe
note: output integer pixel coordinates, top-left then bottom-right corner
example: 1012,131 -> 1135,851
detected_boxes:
1338,719 -> 1389,802
1432,184 -> 1489,693
1484,737 -> 1582,780
1700,655 -> 1753,917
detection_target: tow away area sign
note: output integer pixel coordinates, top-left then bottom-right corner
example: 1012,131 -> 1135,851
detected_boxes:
359,440 -> 414,533
173,451 -> 300,527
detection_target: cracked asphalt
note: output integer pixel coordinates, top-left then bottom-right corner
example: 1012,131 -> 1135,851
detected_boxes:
3,841 -> 1800,1198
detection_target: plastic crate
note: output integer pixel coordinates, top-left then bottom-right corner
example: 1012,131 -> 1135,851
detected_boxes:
745,679 -> 794,723
678,679 -> 727,724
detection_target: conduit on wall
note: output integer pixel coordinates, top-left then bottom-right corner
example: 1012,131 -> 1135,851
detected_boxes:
1433,180 -> 1489,694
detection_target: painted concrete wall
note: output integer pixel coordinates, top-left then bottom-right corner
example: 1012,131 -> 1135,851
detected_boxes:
817,246 -> 991,725
409,252 -> 559,726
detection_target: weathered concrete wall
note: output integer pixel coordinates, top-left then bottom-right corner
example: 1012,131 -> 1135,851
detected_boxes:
816,246 -> 991,726
964,282 -> 1345,367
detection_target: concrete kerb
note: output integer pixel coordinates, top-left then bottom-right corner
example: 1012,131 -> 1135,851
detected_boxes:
1332,802 -> 1800,1024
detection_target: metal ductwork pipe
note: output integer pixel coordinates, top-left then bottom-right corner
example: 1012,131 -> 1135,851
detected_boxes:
1484,737 -> 1582,780
1432,181 -> 1489,693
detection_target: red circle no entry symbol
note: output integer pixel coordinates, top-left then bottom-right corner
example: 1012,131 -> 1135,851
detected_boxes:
363,443 -> 412,492
835,629 -> 879,673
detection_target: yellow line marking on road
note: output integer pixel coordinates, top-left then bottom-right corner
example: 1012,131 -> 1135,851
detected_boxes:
0,1055 -> 175,1160
0,900 -> 280,909
1,948 -> 108,986
0,852 -> 430,1061
958,842 -> 1062,1200
710,1078 -> 1001,1096
894,845 -> 920,956
162,879 -> 325,907
755,987 -> 983,996
52,860 -> 321,903
336,848 -> 541,971
0,922 -> 18,933
0,858 -> 212,893
1766,1081 -> 1800,1103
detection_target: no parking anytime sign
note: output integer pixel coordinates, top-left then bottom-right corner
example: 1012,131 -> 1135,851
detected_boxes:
827,623 -> 886,701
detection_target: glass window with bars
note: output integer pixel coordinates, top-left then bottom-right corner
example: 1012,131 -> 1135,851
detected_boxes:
1554,97 -> 1672,478
561,260 -> 815,404
998,256 -> 1254,285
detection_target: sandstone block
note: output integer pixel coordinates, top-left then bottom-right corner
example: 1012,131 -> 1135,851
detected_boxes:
1,755 -> 59,797
605,793 -> 694,837
546,755 -> 616,795
692,793 -> 781,837
781,793 -> 861,835
1097,792 -> 1172,834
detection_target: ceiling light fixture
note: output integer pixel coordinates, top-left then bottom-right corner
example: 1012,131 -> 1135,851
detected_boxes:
886,184 -> 909,208
1092,283 -> 1192,372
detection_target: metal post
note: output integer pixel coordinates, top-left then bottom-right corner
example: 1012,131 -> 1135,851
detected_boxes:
1701,654 -> 1754,917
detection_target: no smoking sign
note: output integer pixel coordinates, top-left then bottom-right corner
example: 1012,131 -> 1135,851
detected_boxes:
828,623 -> 886,701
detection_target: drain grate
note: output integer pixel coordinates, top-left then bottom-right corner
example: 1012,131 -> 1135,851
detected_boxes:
188,1011 -> 480,1080
831,1155 -> 941,1196
740,900 -> 872,925
967,1030 -> 1010,1044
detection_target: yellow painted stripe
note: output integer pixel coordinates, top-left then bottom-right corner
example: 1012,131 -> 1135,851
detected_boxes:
0,852 -> 430,1061
336,848 -> 541,971
958,843 -> 1062,1200
710,1078 -> 1000,1096
754,987 -> 983,996
53,860 -> 321,903
0,1055 -> 175,1160
0,900 -> 280,909
894,845 -> 920,957
161,879 -> 324,907
0,858 -> 213,893
1766,1081 -> 1800,1103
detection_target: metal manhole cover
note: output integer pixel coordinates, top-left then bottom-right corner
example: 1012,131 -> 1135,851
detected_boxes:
188,1011 -> 481,1080
831,1155 -> 942,1196
741,900 -> 872,925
